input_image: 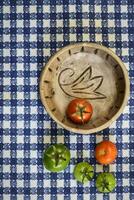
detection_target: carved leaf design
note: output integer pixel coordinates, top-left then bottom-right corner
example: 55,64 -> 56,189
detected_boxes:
58,66 -> 106,100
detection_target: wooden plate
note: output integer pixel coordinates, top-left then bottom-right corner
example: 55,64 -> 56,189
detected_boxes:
40,43 -> 129,134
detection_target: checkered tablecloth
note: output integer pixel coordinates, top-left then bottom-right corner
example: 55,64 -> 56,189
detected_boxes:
0,0 -> 133,200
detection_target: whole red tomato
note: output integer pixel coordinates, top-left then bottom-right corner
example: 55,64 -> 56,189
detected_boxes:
66,98 -> 93,124
95,140 -> 118,165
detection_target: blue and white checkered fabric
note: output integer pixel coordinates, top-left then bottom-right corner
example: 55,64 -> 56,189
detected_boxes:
0,0 -> 133,200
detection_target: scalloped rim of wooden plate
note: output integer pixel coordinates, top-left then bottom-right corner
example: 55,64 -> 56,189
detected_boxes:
39,42 -> 130,134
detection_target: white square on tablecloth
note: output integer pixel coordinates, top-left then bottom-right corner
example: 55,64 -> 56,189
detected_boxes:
3,20 -> 10,28
43,135 -> 51,143
122,121 -> 129,128
3,179 -> 10,188
122,135 -> 129,143
43,5 -> 50,13
108,34 -> 115,41
30,106 -> 37,115
109,135 -> 116,143
70,180 -> 77,188
3,121 -> 10,129
16,20 -> 24,28
95,19 -> 102,27
43,19 -> 50,27
29,5 -> 37,13
16,5 -> 24,13
29,34 -> 37,42
57,195 -> 64,200
44,48 -> 50,56
30,180 -> 37,187
30,121 -> 37,129
96,135 -> 103,143
17,77 -> 24,85
43,180 -> 51,188
17,92 -> 24,100
123,178 -> 130,186
109,121 -> 117,128
17,106 -> 24,114
16,165 -> 24,173
30,20 -> 37,27
83,135 -> 89,144
3,63 -> 10,71
3,34 -> 10,42
56,19 -> 63,27
121,19 -> 128,27
56,5 -> 63,13
109,163 -> 116,172
30,165 -> 37,173
108,5 -> 115,13
30,135 -> 37,144
57,136 -> 64,143
122,48 -> 129,56
17,48 -> 24,57
17,180 -> 24,187
17,63 -> 24,70
2,164 -> 10,173
82,4 -> 89,12
17,34 -> 24,42
70,194 -> 77,200
3,150 -> 11,158
57,180 -> 64,187
121,33 -> 129,42
30,48 -> 37,57
69,19 -> 76,27
122,149 -> 129,157
82,19 -> 89,27
3,135 -> 10,144
3,106 -> 10,114
96,164 -> 103,173
3,6 -> 10,13
121,5 -> 128,13
44,34 -> 50,42
30,77 -> 37,85
83,34 -> 90,41
17,150 -> 24,158
109,194 -> 117,200
83,150 -> 90,158
56,34 -> 63,42
3,48 -> 10,57
17,195 -> 24,200
17,135 -> 24,143
69,5 -> 76,12
30,150 -> 37,158
70,135 -> 77,144
108,19 -> 115,27
95,5 -> 101,12
95,34 -> 102,42
30,92 -> 37,99
122,164 -> 129,172
17,121 -> 24,129
96,194 -> 103,200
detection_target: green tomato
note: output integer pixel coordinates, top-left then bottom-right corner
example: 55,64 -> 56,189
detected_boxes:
96,173 -> 116,193
74,162 -> 94,184
43,144 -> 70,172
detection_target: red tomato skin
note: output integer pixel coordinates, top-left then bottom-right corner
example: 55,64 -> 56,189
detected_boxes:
66,99 -> 93,124
95,141 -> 118,165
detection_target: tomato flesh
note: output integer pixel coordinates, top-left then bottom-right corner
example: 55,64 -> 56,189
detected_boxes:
66,98 -> 93,124
95,141 -> 117,165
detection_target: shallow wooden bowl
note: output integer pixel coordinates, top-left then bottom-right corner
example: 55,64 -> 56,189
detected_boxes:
40,43 -> 129,134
